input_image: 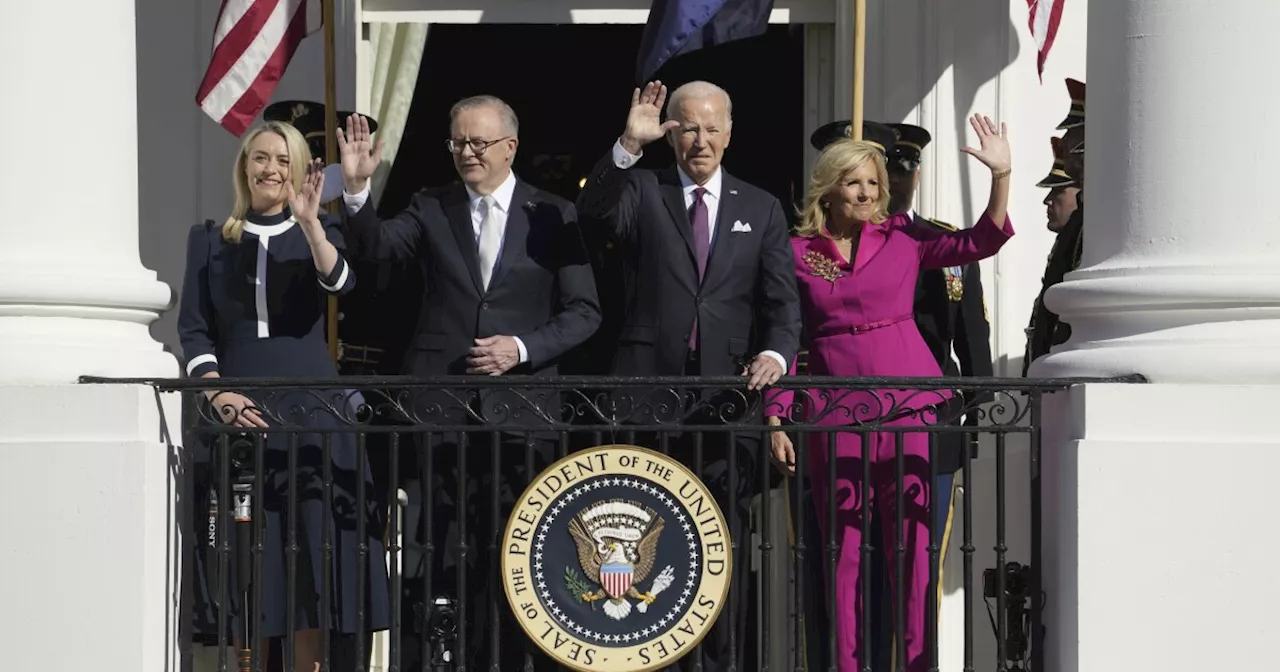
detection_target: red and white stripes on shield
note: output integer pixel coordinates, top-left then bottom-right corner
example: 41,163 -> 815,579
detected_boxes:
601,564 -> 632,599
196,0 -> 322,135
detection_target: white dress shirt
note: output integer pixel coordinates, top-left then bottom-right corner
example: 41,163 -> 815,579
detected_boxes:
610,140 -> 788,372
343,172 -> 531,364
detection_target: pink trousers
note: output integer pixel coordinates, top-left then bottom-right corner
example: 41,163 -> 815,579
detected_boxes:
807,417 -> 934,672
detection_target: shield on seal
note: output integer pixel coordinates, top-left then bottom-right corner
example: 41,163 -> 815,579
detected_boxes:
600,562 -> 633,599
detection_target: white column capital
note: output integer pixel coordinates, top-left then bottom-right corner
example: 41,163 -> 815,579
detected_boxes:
0,0 -> 177,383
1030,0 -> 1280,383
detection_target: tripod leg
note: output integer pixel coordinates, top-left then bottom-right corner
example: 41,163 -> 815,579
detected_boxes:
236,515 -> 254,671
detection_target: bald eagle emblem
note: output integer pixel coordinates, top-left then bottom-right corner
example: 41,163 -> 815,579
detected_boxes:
565,499 -> 675,621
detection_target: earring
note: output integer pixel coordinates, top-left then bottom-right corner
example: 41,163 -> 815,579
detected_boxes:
820,201 -> 829,208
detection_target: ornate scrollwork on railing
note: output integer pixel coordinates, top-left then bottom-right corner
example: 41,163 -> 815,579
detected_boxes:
82,374 -> 1148,435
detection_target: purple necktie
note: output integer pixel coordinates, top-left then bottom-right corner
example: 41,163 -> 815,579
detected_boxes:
689,187 -> 709,350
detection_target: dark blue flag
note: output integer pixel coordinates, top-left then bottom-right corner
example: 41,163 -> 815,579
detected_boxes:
636,0 -> 776,84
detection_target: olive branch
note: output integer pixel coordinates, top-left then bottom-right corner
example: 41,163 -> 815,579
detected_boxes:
564,567 -> 596,608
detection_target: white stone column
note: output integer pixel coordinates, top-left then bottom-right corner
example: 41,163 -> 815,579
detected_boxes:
0,2 -> 182,671
0,0 -> 177,384
1032,4 -> 1280,672
1029,0 -> 1280,383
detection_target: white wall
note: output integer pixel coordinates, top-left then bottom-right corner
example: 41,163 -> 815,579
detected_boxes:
832,0 -> 1087,375
136,0 -> 357,357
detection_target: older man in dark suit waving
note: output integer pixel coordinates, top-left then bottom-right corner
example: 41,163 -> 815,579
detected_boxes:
576,79 -> 801,671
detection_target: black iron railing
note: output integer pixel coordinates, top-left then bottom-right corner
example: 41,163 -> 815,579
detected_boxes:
81,374 -> 1144,672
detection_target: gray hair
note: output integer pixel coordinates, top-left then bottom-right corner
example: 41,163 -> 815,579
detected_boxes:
665,81 -> 733,126
449,95 -> 520,138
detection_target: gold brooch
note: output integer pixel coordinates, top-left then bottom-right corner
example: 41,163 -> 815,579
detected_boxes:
803,250 -> 844,283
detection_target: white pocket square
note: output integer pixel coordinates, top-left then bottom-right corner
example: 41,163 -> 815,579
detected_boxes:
731,220 -> 752,232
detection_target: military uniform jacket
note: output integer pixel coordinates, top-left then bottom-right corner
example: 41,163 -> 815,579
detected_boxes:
1023,195 -> 1084,376
911,214 -> 993,473
910,214 -> 993,380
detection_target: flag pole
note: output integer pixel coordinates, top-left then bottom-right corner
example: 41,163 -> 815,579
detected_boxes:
322,0 -> 340,364
852,0 -> 866,140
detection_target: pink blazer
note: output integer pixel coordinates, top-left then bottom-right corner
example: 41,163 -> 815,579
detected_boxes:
765,211 -> 1014,425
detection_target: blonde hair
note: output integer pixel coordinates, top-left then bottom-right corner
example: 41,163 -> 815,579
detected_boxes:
795,139 -> 892,238
222,121 -> 312,243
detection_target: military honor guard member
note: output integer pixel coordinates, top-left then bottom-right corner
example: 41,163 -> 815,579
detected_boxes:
1036,136 -> 1080,234
885,119 -> 992,652
1024,78 -> 1086,375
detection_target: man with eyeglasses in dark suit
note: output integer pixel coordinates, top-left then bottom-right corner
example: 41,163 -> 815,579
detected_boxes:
336,95 -> 601,671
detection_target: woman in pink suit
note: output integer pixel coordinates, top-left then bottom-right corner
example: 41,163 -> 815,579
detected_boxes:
765,114 -> 1013,672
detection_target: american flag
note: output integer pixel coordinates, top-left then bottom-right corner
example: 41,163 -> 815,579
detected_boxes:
1027,0 -> 1065,79
196,0 -> 322,136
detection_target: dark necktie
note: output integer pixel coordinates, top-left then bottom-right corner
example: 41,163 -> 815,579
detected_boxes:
688,187 -> 709,350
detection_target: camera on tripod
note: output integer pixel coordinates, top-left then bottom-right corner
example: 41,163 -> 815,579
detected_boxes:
412,595 -> 458,670
983,562 -> 1031,670
228,434 -> 257,481
206,433 -> 260,614
983,561 -> 1029,600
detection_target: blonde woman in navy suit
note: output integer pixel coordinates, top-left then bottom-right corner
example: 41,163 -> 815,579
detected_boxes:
178,121 -> 389,671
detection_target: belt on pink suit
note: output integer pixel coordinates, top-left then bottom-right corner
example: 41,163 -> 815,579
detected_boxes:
811,313 -> 914,338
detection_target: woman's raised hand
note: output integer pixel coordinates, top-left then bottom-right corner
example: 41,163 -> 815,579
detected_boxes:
335,114 -> 384,194
961,114 -> 1011,174
286,159 -> 325,227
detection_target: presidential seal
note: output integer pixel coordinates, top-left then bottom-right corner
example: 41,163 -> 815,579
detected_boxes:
501,445 -> 731,672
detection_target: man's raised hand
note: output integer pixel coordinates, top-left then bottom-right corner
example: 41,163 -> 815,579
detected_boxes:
620,81 -> 681,155
335,113 -> 384,195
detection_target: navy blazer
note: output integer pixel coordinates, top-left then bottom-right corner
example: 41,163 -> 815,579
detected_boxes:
178,213 -> 355,379
343,179 -> 601,428
576,152 -> 801,378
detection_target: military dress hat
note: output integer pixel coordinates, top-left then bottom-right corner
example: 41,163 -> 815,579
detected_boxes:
1036,137 -> 1074,188
263,100 -> 379,160
1057,78 -> 1085,130
885,123 -> 932,169
263,101 -> 379,202
810,119 -> 898,157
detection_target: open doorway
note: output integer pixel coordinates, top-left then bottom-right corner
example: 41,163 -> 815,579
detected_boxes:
381,23 -> 806,208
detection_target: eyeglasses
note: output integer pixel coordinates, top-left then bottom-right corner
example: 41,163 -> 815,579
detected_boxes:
445,137 -> 511,155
